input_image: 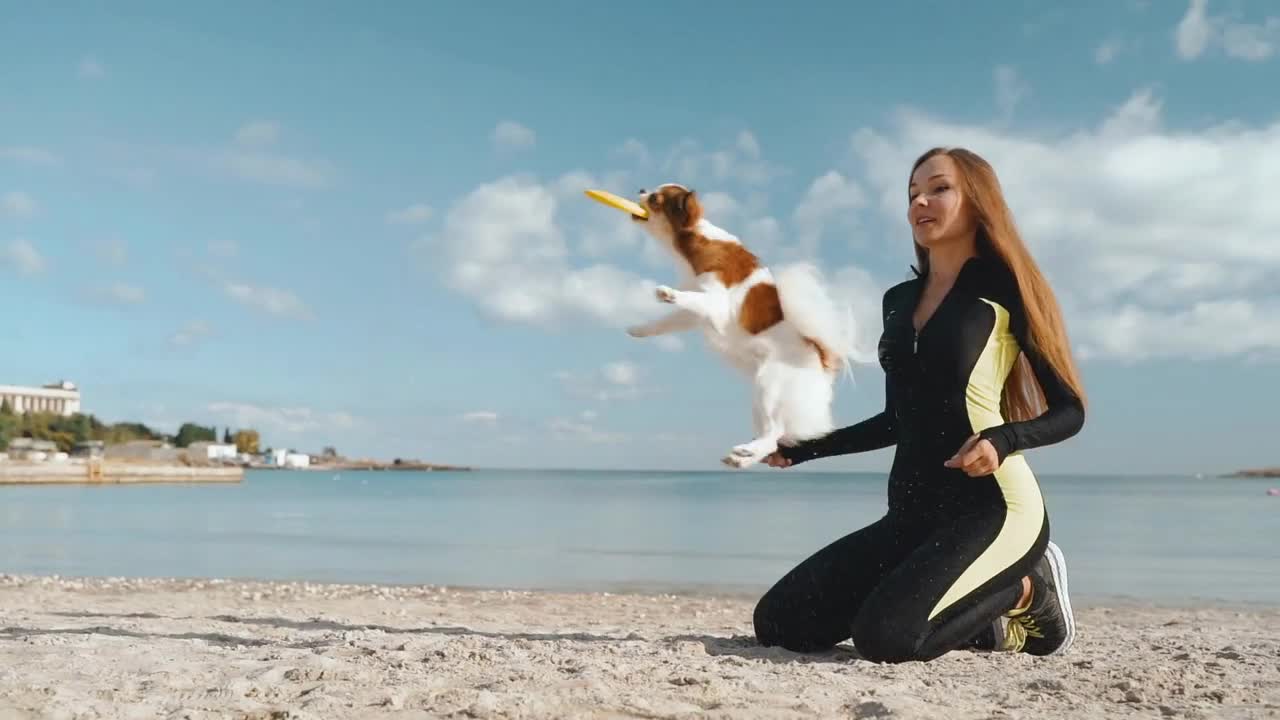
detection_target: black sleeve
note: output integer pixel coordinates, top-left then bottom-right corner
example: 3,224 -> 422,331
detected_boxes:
978,293 -> 1085,464
777,290 -> 899,466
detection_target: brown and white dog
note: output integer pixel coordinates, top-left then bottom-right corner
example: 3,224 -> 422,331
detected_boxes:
626,183 -> 871,468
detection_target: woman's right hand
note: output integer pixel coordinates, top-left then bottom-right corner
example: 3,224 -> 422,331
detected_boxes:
764,451 -> 792,468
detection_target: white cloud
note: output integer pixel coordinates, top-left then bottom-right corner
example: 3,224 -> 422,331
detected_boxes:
210,149 -> 334,188
654,336 -> 684,352
556,361 -> 648,402
547,417 -> 626,445
2,239 -> 44,275
656,132 -> 782,187
1,191 -> 37,218
1095,38 -> 1123,64
1222,17 -> 1280,60
96,237 -> 128,265
1176,0 -> 1213,58
416,174 -> 660,329
1175,0 -> 1279,61
792,170 -> 866,254
386,203 -> 434,225
849,87 -> 1280,361
185,124 -> 333,188
208,401 -> 360,437
612,138 -> 651,166
602,361 -> 639,386
100,283 -> 146,304
170,320 -> 213,348
224,282 -> 312,319
0,147 -> 60,167
208,240 -> 239,258
493,121 -> 536,150
699,191 -> 740,221
740,216 -> 786,262
994,65 -> 1030,123
234,121 -> 281,147
462,411 -> 499,424
1078,299 -> 1280,362
78,57 -> 105,79
105,166 -> 156,188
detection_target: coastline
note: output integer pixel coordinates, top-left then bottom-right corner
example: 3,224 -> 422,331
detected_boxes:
0,458 -> 472,484
272,459 -> 473,472
0,574 -> 1275,719
0,460 -> 242,485
1226,467 -> 1280,478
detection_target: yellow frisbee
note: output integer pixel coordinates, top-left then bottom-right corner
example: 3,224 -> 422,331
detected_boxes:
585,188 -> 648,218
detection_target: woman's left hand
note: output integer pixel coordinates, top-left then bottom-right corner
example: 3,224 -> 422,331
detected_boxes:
944,434 -> 999,476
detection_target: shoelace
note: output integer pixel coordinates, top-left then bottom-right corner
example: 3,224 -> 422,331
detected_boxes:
1012,612 -> 1045,639
1001,618 -> 1026,652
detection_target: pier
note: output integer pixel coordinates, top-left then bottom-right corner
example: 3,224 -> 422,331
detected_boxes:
0,460 -> 243,485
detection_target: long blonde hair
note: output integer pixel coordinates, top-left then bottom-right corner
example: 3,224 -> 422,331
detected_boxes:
910,147 -> 1087,421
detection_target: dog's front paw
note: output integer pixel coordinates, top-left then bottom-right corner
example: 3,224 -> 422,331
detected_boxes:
655,285 -> 676,304
626,324 -> 651,338
722,453 -> 760,469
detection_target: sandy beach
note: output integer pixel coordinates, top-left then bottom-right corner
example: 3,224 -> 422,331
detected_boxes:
0,575 -> 1275,719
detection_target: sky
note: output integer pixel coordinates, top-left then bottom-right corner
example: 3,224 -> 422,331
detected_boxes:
2,0 -> 1278,475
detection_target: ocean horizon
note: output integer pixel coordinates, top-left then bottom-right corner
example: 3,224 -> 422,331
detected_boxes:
1,467 -> 1275,608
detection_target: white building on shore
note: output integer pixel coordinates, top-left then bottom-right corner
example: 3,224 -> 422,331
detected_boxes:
0,380 -> 81,416
264,447 -> 311,468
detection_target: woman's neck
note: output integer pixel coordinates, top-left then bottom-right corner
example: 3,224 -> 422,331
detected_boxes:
926,237 -> 978,283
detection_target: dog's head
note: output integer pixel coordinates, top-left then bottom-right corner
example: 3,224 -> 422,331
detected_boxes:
633,183 -> 702,242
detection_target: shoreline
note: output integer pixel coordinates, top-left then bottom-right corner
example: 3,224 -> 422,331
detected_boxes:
1,571 -> 1273,614
1226,467 -> 1280,478
0,460 -> 242,485
0,459 -> 474,484
0,573 -> 1275,719
270,460 -> 473,472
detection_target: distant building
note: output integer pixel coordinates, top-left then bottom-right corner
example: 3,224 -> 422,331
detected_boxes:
187,441 -> 238,462
262,448 -> 310,468
72,440 -> 105,459
104,439 -> 180,463
6,438 -> 59,461
284,452 -> 310,469
0,380 -> 82,416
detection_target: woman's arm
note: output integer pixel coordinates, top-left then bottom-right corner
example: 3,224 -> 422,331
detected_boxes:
776,378 -> 897,466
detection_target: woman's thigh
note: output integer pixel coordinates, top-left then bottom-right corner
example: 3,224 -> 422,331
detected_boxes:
752,513 -> 918,652
851,503 -> 1050,663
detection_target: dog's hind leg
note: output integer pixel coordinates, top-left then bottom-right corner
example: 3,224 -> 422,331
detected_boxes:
723,364 -> 785,469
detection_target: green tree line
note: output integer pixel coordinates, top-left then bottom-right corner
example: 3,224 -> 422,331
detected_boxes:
0,400 -> 261,454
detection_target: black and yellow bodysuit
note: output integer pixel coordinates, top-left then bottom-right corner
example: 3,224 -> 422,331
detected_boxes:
752,255 -> 1085,663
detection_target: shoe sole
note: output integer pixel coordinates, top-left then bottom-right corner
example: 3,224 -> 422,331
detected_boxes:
1043,540 -> 1075,655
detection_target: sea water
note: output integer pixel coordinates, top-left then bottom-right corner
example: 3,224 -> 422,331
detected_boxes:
1,468 -> 1276,606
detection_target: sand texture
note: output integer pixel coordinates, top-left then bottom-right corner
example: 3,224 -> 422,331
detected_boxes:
0,575 -> 1276,719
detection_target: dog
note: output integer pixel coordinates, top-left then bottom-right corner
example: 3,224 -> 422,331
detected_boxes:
625,183 -> 871,468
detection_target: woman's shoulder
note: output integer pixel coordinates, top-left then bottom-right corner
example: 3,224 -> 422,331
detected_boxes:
964,256 -> 1021,306
881,275 -> 921,314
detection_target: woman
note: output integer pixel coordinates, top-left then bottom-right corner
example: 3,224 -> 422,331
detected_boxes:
753,147 -> 1087,664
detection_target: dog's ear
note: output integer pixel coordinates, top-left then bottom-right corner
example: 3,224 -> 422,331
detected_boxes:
677,189 -> 702,226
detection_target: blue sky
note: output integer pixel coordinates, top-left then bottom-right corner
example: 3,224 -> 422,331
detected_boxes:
2,1 -> 1278,475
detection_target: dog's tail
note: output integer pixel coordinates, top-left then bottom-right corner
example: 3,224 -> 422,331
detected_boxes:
774,262 -> 877,382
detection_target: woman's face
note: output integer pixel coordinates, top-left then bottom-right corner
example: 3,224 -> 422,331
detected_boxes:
908,154 -> 976,249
